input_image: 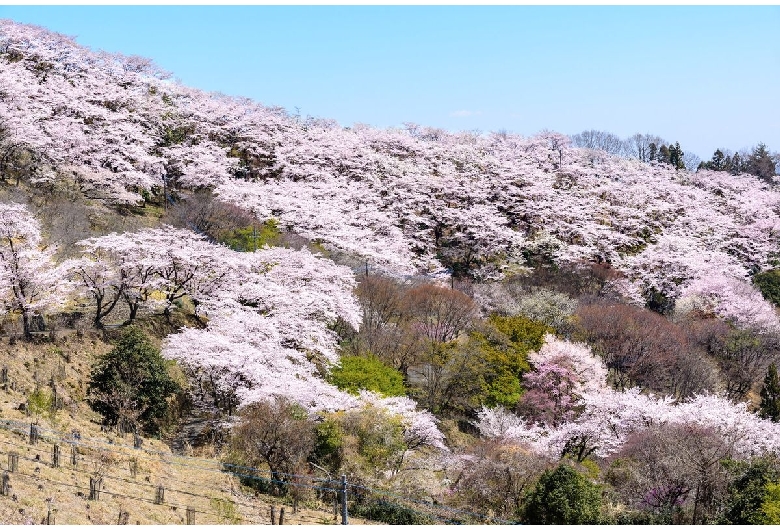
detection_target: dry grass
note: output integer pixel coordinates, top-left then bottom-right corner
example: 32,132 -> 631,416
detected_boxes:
0,330 -> 373,525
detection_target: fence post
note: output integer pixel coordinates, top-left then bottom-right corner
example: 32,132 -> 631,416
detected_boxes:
30,424 -> 38,445
154,485 -> 164,505
51,444 -> 60,468
279,507 -> 285,525
46,505 -> 55,525
8,452 -> 18,472
133,433 -> 142,449
2,472 -> 9,496
340,475 -> 348,525
1,366 -> 7,388
129,458 -> 137,478
70,445 -> 77,467
270,506 -> 276,525
186,506 -> 195,525
89,477 -> 102,501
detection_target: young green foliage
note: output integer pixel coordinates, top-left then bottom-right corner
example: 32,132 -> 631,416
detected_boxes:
219,219 -> 282,252
328,354 -> 405,397
469,315 -> 552,408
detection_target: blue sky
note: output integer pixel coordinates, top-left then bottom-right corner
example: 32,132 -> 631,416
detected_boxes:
1,5 -> 778,159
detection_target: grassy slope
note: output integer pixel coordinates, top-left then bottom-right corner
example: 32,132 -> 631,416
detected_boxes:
0,331 -> 373,525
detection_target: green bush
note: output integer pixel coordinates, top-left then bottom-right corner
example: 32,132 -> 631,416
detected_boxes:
87,327 -> 181,434
337,406 -> 408,476
489,314 -> 551,352
522,464 -> 602,524
754,269 -> 780,307
761,483 -> 780,524
469,315 -> 551,408
313,417 -> 344,473
720,458 -> 780,524
27,387 -> 54,423
219,219 -> 282,252
329,354 -> 405,397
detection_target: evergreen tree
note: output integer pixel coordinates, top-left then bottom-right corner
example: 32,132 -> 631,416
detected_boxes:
760,363 -> 780,422
87,327 -> 181,434
714,149 -> 726,170
710,149 -> 726,171
730,152 -> 743,175
522,464 -> 602,524
746,143 -> 777,182
720,458 -> 779,524
669,142 -> 685,170
658,144 -> 671,165
648,142 -> 658,162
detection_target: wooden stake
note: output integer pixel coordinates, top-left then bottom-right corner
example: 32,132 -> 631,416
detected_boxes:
154,486 -> 164,505
89,477 -> 102,501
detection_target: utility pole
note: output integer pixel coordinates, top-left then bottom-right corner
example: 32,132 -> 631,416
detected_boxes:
340,474 -> 348,525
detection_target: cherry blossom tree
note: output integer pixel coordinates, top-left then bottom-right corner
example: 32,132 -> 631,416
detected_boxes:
0,202 -> 72,338
4,19 -> 780,329
476,335 -> 780,460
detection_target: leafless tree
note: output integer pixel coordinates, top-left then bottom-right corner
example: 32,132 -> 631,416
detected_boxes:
570,129 -> 626,156
231,397 -> 316,495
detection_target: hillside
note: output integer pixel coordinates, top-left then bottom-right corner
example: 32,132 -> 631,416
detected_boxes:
2,19 -> 780,525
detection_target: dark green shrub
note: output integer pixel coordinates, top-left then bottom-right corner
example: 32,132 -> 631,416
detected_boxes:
720,458 -> 780,524
754,269 -> 780,307
87,327 -> 181,434
761,363 -> 780,422
522,463 -> 602,524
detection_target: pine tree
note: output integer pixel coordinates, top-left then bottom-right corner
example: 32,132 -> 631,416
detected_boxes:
668,142 -> 685,171
648,142 -> 658,162
760,363 -> 780,422
658,144 -> 671,165
730,152 -> 743,175
87,327 -> 181,434
746,143 -> 777,182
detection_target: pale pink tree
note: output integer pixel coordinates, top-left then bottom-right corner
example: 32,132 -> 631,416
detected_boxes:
0,202 -> 72,338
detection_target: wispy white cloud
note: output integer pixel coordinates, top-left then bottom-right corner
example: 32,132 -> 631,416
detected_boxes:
450,110 -> 483,118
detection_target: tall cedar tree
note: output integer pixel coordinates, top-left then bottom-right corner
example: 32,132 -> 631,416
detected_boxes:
87,327 -> 180,434
760,363 -> 780,422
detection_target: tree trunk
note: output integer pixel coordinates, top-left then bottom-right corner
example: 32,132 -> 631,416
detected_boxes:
22,311 -> 32,341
